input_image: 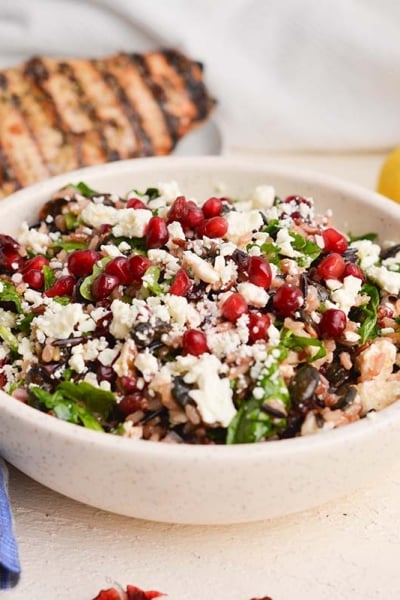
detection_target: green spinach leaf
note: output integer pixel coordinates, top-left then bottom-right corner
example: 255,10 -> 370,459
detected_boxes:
227,349 -> 290,444
358,282 -> 380,343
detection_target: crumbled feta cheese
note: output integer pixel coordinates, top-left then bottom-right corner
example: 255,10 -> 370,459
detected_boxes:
213,255 -> 238,285
83,371 -> 100,387
148,249 -> 180,277
100,244 -> 124,258
98,346 -> 120,367
118,241 -> 131,253
33,302 -> 96,340
0,308 -> 16,328
18,222 -> 50,254
81,203 -> 120,228
166,221 -> 185,249
164,295 -> 201,328
219,242 -> 237,257
17,337 -> 34,361
330,275 -> 362,315
135,351 -> 159,382
276,228 -> 300,259
351,240 -> 380,269
81,203 -> 152,238
267,322 -> 281,346
237,282 -> 269,307
225,210 -> 263,244
69,351 -> 86,374
366,265 -> 400,295
112,209 -> 152,238
183,354 -> 236,427
247,185 -> 275,209
110,299 -> 142,339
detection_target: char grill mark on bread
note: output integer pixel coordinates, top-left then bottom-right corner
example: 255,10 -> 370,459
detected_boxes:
0,50 -> 215,199
93,56 -> 153,157
130,53 -> 180,146
163,49 -> 214,122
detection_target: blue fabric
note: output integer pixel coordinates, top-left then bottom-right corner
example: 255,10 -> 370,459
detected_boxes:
0,461 -> 20,588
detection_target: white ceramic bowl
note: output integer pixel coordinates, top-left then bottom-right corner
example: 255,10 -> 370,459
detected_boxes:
1,156 -> 400,525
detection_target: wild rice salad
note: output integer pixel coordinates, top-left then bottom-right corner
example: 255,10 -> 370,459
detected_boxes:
0,181 -> 400,444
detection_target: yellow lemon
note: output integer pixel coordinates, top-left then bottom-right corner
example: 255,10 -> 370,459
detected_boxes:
377,147 -> 400,203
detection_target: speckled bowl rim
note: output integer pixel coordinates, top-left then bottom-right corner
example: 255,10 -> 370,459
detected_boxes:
1,155 -> 400,463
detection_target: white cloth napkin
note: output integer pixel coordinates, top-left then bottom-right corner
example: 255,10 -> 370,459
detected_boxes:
0,0 -> 399,152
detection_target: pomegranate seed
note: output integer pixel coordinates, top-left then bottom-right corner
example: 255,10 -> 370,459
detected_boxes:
22,255 -> 49,273
45,275 -> 76,297
146,216 -> 169,249
316,253 -> 346,281
170,268 -> 192,296
248,256 -> 272,288
92,273 -> 119,300
273,284 -> 304,317
99,224 -> 112,235
322,228 -> 348,254
68,249 -> 99,277
118,392 -> 143,417
0,234 -> 22,272
118,376 -> 138,394
202,197 -> 223,218
126,197 -> 148,210
202,216 -> 228,239
222,293 -> 248,322
128,255 -> 152,282
319,308 -> 347,338
182,329 -> 209,356
167,196 -> 188,224
181,201 -> 204,229
343,263 -> 365,281
248,312 -> 271,343
23,269 -> 44,290
105,257 -> 132,285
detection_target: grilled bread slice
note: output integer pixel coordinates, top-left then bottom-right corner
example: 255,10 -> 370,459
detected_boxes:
0,49 -> 215,198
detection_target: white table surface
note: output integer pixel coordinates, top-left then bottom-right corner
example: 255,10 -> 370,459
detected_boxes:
6,150 -> 400,600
